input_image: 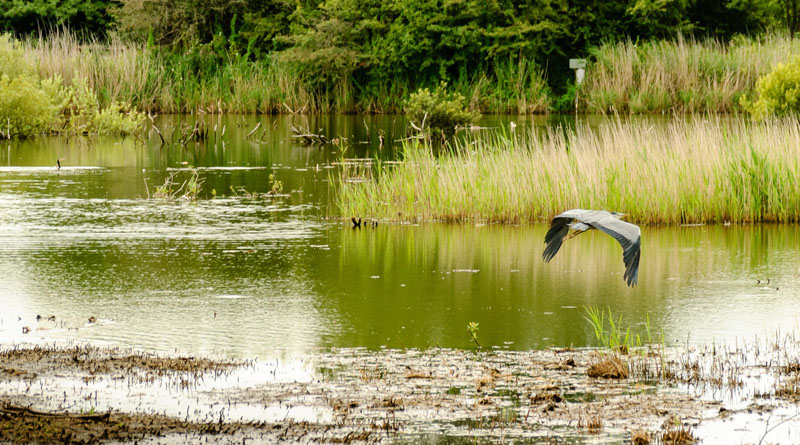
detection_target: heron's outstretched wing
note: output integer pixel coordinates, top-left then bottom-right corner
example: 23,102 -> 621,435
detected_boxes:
542,209 -> 592,262
587,215 -> 641,287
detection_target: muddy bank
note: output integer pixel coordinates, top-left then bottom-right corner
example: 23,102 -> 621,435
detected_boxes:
1,342 -> 799,443
0,344 -> 240,379
0,402 -> 278,444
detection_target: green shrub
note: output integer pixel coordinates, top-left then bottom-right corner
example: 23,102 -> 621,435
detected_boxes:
0,35 -> 64,137
743,56 -> 800,117
0,74 -> 61,137
0,34 -> 34,79
0,33 -> 144,138
65,76 -> 144,136
406,82 -> 479,137
92,102 -> 145,136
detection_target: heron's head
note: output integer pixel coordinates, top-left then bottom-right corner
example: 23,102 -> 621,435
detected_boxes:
610,211 -> 627,220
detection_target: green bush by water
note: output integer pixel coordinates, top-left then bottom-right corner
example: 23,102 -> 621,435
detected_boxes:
742,55 -> 800,117
0,35 -> 61,137
406,83 -> 480,137
0,33 -> 144,138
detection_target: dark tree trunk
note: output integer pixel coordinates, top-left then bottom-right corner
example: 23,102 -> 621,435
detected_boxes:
785,0 -> 799,39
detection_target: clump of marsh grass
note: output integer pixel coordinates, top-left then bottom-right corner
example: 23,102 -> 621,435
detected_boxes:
774,376 -> 800,401
577,414 -> 603,433
587,355 -> 629,379
585,306 -> 656,353
461,58 -> 551,114
631,430 -> 651,444
583,34 -> 800,113
22,30 -> 163,112
337,117 -> 800,225
660,425 -> 698,444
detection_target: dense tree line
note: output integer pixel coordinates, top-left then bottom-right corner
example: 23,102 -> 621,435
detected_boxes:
0,0 -> 795,98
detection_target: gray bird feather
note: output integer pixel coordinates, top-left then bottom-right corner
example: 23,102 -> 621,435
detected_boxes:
542,209 -> 641,287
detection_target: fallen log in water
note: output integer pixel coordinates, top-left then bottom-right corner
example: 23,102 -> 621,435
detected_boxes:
291,125 -> 330,145
1,402 -> 110,422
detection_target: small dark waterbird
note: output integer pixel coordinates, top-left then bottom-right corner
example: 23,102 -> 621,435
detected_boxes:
542,209 -> 641,287
351,217 -> 378,229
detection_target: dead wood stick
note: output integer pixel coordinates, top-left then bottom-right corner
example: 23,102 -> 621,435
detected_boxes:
1,402 -> 110,422
246,122 -> 261,139
151,123 -> 165,147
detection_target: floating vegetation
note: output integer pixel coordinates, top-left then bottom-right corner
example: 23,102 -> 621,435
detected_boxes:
337,117 -> 800,225
0,402 -> 269,444
578,413 -> 603,434
0,344 -> 241,385
227,174 -> 289,200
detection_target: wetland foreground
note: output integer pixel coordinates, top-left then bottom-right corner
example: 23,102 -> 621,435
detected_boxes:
2,338 -> 800,444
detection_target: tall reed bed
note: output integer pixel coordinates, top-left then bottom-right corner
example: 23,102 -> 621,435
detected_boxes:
18,31 -> 551,114
353,58 -> 552,114
583,35 -> 800,113
337,117 -> 800,225
17,32 -> 800,114
460,58 -> 551,114
20,31 -> 315,113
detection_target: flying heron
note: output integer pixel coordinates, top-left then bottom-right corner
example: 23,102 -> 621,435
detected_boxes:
542,209 -> 641,287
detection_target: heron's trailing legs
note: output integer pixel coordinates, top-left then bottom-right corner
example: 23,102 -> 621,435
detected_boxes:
563,221 -> 592,241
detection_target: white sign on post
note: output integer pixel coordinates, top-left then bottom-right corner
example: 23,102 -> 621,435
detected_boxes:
569,58 -> 586,85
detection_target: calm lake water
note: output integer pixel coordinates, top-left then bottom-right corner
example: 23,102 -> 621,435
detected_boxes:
1,115 -> 799,359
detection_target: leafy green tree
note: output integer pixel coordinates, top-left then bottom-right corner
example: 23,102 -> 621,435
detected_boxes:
626,0 -> 694,37
114,0 -> 255,47
272,0 -> 568,100
0,0 -> 116,36
275,0 -> 366,90
777,0 -> 800,38
690,0 -> 779,38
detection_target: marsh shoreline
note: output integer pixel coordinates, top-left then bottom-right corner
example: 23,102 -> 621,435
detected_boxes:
1,341 -> 798,444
